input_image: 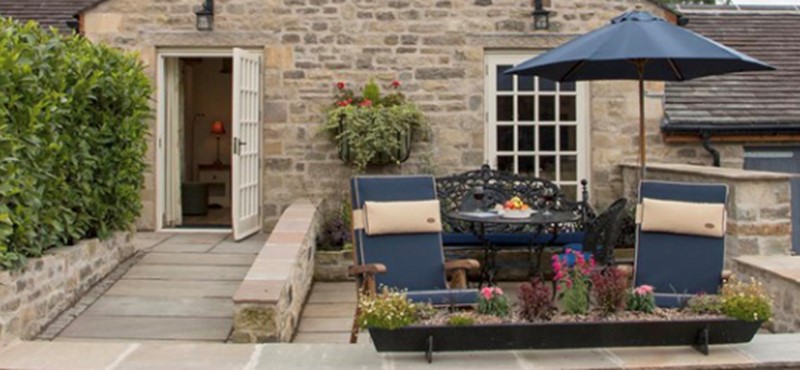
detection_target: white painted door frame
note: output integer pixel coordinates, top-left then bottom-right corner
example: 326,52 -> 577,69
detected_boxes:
155,48 -> 262,233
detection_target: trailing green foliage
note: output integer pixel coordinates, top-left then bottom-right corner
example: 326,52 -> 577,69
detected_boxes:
446,314 -> 475,327
720,278 -> 772,322
0,18 -> 152,269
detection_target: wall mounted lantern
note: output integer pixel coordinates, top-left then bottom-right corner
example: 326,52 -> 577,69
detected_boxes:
195,0 -> 214,31
532,0 -> 551,30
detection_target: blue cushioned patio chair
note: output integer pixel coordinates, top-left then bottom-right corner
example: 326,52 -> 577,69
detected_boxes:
348,175 -> 480,343
631,181 -> 731,308
559,198 -> 628,266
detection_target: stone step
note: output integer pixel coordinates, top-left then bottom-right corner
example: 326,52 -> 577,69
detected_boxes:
83,296 -> 233,318
105,279 -> 240,298
59,316 -> 232,341
123,265 -> 249,281
140,252 -> 255,266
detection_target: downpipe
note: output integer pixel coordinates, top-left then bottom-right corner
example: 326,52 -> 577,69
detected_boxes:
701,132 -> 721,167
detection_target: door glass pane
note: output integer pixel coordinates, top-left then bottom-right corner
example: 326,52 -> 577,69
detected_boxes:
497,65 -> 513,91
497,96 -> 513,121
519,156 -> 535,175
560,156 -> 577,181
560,185 -> 577,201
539,77 -> 556,92
559,96 -> 577,121
560,126 -> 576,151
540,156 -> 556,181
539,126 -> 555,151
518,76 -> 534,91
518,96 -> 534,122
497,156 -> 514,172
518,126 -> 535,151
539,96 -> 555,121
560,81 -> 576,92
497,125 -> 514,151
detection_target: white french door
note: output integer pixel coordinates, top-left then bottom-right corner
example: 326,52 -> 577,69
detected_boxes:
232,48 -> 262,240
484,53 -> 589,200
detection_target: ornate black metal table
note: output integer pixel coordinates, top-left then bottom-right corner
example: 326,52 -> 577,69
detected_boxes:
448,210 -> 581,286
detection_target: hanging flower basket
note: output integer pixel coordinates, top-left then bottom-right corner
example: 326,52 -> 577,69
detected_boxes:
322,80 -> 426,172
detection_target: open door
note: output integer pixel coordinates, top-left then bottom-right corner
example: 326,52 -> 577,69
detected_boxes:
231,48 -> 262,240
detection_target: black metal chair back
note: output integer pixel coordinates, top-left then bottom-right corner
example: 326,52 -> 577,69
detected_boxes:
582,198 -> 628,265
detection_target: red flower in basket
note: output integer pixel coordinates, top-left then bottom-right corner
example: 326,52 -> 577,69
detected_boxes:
336,81 -> 346,90
391,80 -> 401,88
360,99 -> 373,107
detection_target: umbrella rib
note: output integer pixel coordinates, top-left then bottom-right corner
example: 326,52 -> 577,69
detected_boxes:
561,60 -> 587,81
667,58 -> 685,81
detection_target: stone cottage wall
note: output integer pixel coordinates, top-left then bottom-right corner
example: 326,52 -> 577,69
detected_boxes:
82,0 -> 701,231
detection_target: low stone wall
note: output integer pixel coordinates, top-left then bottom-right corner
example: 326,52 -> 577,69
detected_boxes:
734,256 -> 800,333
231,200 -> 320,343
314,250 -> 354,282
0,232 -> 134,346
621,163 -> 794,265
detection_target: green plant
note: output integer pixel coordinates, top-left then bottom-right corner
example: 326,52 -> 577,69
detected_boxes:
627,285 -> 656,313
720,278 -> 772,322
686,294 -> 722,315
517,278 -> 556,321
591,268 -> 629,315
552,250 -> 594,315
0,18 -> 151,269
477,286 -> 510,317
447,314 -> 475,326
321,79 -> 427,172
358,287 -> 428,330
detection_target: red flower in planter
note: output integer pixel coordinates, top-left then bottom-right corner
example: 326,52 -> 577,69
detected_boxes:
360,99 -> 373,107
391,80 -> 401,88
336,81 -> 346,90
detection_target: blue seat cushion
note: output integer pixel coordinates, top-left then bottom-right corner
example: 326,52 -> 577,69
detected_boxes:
406,289 -> 478,306
442,232 -> 585,247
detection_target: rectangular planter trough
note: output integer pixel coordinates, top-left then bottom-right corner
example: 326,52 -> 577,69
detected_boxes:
369,318 -> 761,362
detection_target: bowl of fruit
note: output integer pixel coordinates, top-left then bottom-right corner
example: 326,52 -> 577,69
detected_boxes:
497,196 -> 534,219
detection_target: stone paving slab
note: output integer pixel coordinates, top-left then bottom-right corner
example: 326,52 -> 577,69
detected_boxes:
59,316 -> 233,341
292,332 -> 352,344
124,264 -> 249,281
210,241 -> 265,255
83,296 -> 233,318
140,252 -> 255,266
3,335 -> 800,370
296,318 -> 352,333
302,303 -> 355,317
151,243 -> 216,253
166,233 -> 229,245
105,280 -> 241,298
307,290 -> 358,304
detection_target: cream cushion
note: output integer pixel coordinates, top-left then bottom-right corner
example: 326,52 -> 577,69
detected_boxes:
362,200 -> 442,236
639,198 -> 726,238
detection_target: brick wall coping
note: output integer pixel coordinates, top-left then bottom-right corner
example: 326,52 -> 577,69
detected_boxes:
621,163 -> 794,181
233,199 -> 317,305
735,256 -> 800,286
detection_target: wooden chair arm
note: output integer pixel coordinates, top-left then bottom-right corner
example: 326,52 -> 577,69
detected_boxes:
445,259 -> 480,271
348,263 -> 387,276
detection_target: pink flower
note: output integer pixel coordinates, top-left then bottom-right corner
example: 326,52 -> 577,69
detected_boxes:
360,99 -> 373,107
391,80 -> 401,88
565,248 -> 573,255
635,285 -> 654,296
336,82 -> 345,90
481,287 -> 493,300
493,287 -> 503,296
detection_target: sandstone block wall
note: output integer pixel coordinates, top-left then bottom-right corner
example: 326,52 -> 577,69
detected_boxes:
79,0 -> 724,232
621,164 -> 794,265
734,256 -> 800,333
0,232 -> 135,346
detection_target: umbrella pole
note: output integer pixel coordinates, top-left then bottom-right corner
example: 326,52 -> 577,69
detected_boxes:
637,62 -> 646,180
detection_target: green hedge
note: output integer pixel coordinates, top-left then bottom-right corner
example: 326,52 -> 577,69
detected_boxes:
0,18 -> 152,269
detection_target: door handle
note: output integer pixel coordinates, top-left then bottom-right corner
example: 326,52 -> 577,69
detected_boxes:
233,138 -> 247,155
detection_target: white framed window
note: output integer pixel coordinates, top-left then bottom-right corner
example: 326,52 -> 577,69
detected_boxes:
484,53 -> 589,200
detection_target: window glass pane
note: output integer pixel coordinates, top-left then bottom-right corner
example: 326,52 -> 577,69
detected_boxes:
539,126 -> 555,151
559,126 -> 576,151
560,81 -> 576,92
540,156 -> 556,181
497,65 -> 513,91
497,96 -> 513,121
559,96 -> 577,122
497,156 -> 514,172
560,156 -> 577,181
518,76 -> 534,91
518,96 -> 534,122
539,96 -> 555,121
518,126 -> 535,151
496,125 -> 514,151
560,185 -> 577,201
539,77 -> 556,92
519,156 -> 535,175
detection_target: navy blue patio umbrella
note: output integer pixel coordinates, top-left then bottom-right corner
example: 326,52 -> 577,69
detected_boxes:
505,11 -> 774,177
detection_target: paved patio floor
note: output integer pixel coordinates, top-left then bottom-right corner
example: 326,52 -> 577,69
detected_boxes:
2,334 -> 799,370
40,232 -> 267,342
